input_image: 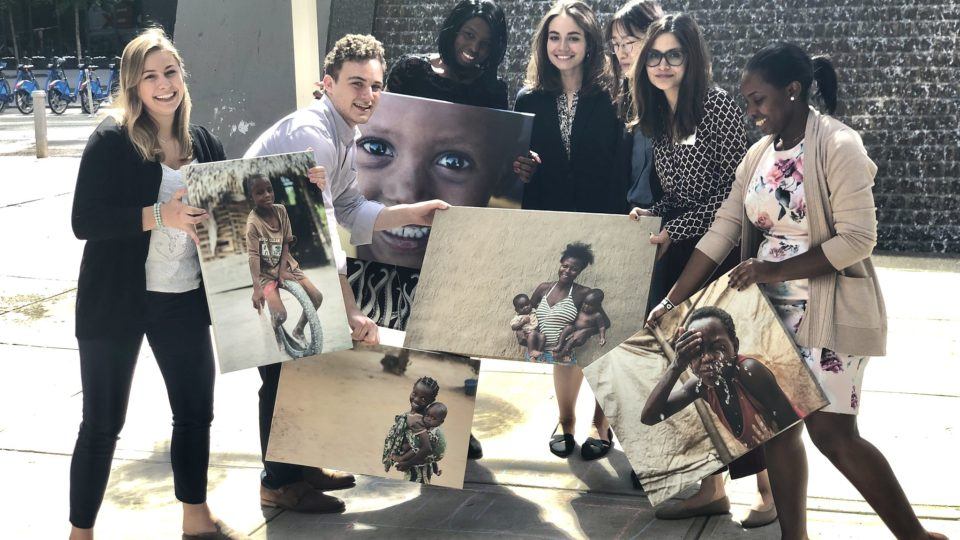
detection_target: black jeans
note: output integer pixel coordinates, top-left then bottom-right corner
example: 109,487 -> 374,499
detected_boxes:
258,361 -> 306,489
69,289 -> 215,529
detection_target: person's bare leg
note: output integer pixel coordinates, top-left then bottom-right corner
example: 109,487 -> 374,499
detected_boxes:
182,502 -> 218,535
591,400 -> 611,442
292,277 -> 324,340
68,527 -> 93,540
765,422 -> 807,540
553,364 -> 583,434
805,411 -> 943,540
752,469 -> 775,512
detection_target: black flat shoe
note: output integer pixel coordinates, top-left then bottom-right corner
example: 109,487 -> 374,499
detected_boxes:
467,433 -> 483,460
580,428 -> 613,461
549,433 -> 576,458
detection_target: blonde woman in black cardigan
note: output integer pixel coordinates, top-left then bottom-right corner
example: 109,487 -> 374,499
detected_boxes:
69,29 -> 246,540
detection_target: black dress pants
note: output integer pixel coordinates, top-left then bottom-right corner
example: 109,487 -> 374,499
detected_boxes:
258,361 -> 306,489
69,289 -> 215,528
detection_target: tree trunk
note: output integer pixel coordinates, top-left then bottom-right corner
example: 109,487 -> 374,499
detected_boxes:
74,3 -> 81,65
25,0 -> 33,52
7,7 -> 19,63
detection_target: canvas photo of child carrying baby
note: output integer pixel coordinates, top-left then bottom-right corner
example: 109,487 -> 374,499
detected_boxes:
184,152 -> 352,373
404,207 -> 659,368
266,344 -> 477,489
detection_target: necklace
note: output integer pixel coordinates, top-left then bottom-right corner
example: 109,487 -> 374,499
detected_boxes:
777,131 -> 804,150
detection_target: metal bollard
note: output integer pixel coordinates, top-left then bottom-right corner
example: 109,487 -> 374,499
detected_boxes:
32,90 -> 48,159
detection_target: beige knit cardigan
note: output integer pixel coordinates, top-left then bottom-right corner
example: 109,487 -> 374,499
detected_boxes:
696,108 -> 887,357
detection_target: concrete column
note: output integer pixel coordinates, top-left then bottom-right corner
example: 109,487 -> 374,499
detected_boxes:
32,91 -> 48,159
173,0 -> 333,158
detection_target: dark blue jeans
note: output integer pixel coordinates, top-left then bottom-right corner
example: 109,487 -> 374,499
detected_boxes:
70,289 -> 215,528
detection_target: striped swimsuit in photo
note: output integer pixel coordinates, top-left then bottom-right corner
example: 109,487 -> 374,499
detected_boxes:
536,283 -> 579,348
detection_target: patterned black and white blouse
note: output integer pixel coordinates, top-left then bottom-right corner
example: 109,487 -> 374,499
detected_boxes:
556,91 -> 580,159
649,87 -> 747,241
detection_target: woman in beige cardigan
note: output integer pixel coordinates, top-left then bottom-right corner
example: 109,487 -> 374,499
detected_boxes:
645,43 -> 945,540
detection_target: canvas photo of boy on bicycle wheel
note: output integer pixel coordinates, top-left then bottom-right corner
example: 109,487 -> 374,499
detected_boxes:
185,151 -> 352,373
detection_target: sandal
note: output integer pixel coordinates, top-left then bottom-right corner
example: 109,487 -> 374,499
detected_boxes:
549,433 -> 576,458
580,428 -> 613,461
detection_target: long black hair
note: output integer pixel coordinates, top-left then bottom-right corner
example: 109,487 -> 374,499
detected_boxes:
437,0 -> 508,83
744,42 -> 839,115
630,13 -> 712,140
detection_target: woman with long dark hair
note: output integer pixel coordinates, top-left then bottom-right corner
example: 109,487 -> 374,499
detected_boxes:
386,0 -> 509,109
516,0 -> 623,461
69,28 -> 245,540
647,41 -> 946,540
626,13 -> 775,524
606,0 -> 663,211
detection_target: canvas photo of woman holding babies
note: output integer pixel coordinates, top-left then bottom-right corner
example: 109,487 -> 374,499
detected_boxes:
404,207 -> 660,368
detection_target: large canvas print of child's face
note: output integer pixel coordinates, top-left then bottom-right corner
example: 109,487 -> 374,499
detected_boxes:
403,207 -> 660,368
354,93 -> 533,269
267,344 -> 478,489
184,152 -> 352,373
582,274 -> 828,505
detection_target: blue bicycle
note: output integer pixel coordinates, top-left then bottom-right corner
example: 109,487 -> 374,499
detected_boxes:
45,57 -> 93,115
0,61 -> 11,113
13,61 -> 41,114
79,57 -> 121,114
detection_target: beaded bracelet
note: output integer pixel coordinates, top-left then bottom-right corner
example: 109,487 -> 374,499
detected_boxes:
153,202 -> 164,229
660,297 -> 676,312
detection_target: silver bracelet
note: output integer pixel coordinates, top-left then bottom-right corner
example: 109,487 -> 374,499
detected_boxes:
153,202 -> 164,228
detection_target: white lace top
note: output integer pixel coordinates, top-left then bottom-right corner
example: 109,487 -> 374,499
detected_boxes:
145,161 -> 202,293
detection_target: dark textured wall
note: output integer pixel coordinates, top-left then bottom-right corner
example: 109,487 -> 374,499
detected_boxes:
372,1 -> 960,254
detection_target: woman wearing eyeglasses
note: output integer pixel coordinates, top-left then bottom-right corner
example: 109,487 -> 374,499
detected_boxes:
627,14 -> 776,526
605,0 -> 663,213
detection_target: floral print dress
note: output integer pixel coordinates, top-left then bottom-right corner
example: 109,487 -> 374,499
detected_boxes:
744,141 -> 868,415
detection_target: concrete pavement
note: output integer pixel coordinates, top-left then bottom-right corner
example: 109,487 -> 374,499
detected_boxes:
0,129 -> 958,538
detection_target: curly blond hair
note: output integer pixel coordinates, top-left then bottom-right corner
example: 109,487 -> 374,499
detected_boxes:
323,34 -> 385,79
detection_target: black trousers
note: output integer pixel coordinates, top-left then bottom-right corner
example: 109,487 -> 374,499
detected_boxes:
69,289 -> 215,529
258,361 -> 306,489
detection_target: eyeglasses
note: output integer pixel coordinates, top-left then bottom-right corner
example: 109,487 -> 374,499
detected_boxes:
645,48 -> 686,67
606,39 -> 639,55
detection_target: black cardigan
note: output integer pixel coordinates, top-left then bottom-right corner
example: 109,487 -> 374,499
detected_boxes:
72,117 -> 226,338
514,87 -> 625,214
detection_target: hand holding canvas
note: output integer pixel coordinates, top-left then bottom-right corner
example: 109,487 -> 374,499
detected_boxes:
306,164 -> 327,191
513,150 -> 541,183
727,258 -> 777,291
161,188 -> 207,245
649,229 -> 672,261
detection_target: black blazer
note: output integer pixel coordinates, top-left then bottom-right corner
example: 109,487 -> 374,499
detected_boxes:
72,117 -> 225,338
514,87 -> 624,213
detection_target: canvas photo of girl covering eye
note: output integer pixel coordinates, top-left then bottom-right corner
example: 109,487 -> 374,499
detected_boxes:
581,274 -> 828,505
404,206 -> 661,367
265,343 -> 478,489
184,152 -> 352,373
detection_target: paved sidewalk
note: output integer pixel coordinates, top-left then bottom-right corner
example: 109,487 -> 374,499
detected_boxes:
0,154 -> 957,539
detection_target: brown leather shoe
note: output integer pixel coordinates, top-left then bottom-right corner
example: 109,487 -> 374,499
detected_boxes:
302,467 -> 356,491
182,519 -> 250,539
260,481 -> 346,513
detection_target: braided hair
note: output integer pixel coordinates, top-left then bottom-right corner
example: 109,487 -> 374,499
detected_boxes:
414,376 -> 440,402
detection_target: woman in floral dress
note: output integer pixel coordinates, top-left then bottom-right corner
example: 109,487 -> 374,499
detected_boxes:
647,42 -> 946,540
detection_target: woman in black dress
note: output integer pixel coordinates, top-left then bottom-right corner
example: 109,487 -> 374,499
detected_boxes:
386,0 -> 508,109
515,0 -> 623,461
